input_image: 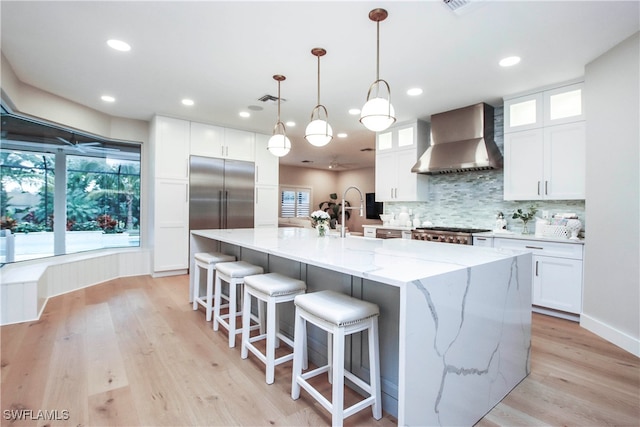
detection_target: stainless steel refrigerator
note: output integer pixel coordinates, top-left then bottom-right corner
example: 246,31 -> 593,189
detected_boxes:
189,155 -> 254,230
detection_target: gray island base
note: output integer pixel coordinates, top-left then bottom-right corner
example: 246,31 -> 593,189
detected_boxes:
190,227 -> 532,426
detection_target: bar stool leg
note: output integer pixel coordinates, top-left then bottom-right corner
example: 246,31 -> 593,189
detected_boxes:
213,274 -> 222,331
265,297 -> 277,384
370,317 -> 382,420
291,311 -> 305,400
192,263 -> 201,311
205,265 -> 215,321
240,286 -> 252,360
228,279 -> 238,348
331,328 -> 346,427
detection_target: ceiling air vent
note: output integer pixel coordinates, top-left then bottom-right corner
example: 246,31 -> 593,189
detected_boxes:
442,0 -> 485,15
258,94 -> 286,103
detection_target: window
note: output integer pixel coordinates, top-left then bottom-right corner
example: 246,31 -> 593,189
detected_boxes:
0,108 -> 141,263
280,186 -> 311,218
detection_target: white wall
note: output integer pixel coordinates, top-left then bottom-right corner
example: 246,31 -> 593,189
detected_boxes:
583,32 -> 639,356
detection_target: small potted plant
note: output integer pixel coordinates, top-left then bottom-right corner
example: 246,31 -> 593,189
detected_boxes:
512,205 -> 538,234
318,193 -> 350,229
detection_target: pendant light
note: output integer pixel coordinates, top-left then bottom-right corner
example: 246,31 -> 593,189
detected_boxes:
360,8 -> 396,132
305,48 -> 333,147
267,74 -> 291,157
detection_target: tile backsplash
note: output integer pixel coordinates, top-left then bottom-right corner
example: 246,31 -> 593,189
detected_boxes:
386,106 -> 586,232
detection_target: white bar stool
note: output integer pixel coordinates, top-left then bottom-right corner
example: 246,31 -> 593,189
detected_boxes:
291,290 -> 382,427
192,252 -> 236,321
213,260 -> 264,347
240,272 -> 307,384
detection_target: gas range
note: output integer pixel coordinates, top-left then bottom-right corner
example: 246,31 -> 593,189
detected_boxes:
411,226 -> 491,245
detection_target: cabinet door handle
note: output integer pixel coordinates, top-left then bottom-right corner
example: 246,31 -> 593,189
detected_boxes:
545,180 -> 548,195
390,188 -> 393,199
477,237 -> 487,241
535,260 -> 539,276
525,245 -> 544,250
537,181 -> 541,196
256,165 -> 259,183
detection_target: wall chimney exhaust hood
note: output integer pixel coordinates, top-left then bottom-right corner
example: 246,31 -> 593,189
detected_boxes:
411,102 -> 502,174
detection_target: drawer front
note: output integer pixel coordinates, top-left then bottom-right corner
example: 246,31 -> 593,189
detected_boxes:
363,227 -> 376,238
494,238 -> 583,259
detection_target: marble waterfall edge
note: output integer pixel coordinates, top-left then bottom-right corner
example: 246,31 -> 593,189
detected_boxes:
400,254 -> 532,426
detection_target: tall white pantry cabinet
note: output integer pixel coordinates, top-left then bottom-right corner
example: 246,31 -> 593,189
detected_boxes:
150,116 -> 279,275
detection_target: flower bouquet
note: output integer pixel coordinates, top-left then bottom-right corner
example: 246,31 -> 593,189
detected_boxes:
310,210 -> 330,237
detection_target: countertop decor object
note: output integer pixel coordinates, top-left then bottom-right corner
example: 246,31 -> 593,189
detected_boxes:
310,210 -> 330,237
566,218 -> 582,240
512,205 -> 538,234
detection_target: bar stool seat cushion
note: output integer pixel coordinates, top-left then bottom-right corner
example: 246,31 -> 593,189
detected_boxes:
216,261 -> 264,278
195,252 -> 235,265
294,290 -> 379,326
245,273 -> 306,297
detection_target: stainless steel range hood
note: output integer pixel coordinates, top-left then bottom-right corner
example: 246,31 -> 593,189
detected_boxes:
411,102 -> 502,174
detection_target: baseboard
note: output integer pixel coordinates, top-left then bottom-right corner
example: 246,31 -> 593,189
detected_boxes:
580,312 -> 640,357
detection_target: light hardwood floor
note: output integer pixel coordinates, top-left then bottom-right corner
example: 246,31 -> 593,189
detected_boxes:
1,274 -> 638,426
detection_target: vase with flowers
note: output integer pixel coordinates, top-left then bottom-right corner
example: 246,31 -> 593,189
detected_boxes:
512,205 -> 538,234
310,210 -> 331,237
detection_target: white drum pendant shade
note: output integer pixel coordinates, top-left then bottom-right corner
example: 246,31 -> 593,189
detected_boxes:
360,97 -> 395,132
305,119 -> 333,147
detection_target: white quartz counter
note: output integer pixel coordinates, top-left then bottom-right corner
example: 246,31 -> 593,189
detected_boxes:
192,227 -> 523,287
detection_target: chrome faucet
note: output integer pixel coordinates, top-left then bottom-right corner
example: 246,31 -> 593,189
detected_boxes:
341,185 -> 364,237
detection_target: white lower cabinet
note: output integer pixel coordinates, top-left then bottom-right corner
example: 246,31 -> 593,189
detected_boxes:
493,237 -> 583,317
472,236 -> 494,247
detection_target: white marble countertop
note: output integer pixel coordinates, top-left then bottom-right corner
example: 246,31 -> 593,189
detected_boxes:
473,230 -> 586,244
191,227 -> 522,287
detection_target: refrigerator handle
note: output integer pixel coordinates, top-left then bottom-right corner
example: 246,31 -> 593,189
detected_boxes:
219,190 -> 224,229
224,191 -> 229,228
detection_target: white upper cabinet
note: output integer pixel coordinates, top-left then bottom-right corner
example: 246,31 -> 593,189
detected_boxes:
190,122 -> 255,161
543,83 -> 585,126
224,128 -> 255,161
153,116 -> 190,179
254,133 -> 279,186
190,121 -> 225,158
375,120 -> 429,202
503,80 -> 585,201
504,81 -> 584,132
504,92 -> 543,133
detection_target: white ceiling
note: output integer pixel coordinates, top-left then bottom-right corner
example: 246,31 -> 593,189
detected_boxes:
1,1 -> 638,170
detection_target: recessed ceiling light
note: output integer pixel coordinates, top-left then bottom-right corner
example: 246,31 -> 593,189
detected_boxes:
407,88 -> 423,96
107,39 -> 131,52
101,95 -> 115,103
348,108 -> 361,115
286,121 -> 296,127
499,56 -> 521,67
239,111 -> 250,118
182,99 -> 194,106
337,133 -> 347,138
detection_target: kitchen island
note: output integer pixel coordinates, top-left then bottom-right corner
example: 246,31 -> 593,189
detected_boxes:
190,227 -> 532,426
